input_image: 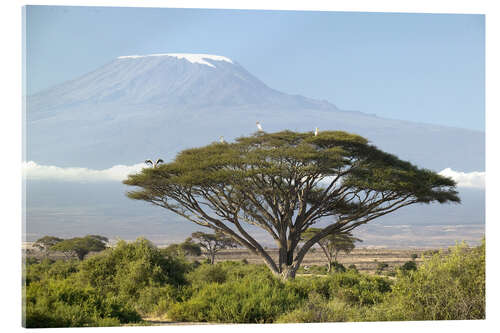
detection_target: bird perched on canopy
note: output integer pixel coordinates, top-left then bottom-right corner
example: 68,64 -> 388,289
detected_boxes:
145,158 -> 164,168
256,121 -> 263,132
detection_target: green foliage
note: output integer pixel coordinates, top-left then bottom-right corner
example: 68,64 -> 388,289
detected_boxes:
375,261 -> 389,275
24,238 -> 192,327
50,235 -> 108,260
25,258 -> 79,286
275,293 -> 353,323
330,261 -> 346,273
23,239 -> 486,326
168,273 -> 302,323
186,261 -> 271,287
161,238 -> 202,258
24,278 -> 139,327
328,271 -> 392,306
187,264 -> 228,284
399,260 -> 417,272
79,239 -> 189,303
366,241 -> 485,321
33,236 -> 63,251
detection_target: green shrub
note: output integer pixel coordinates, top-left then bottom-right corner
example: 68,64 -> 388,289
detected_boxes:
327,271 -> 392,306
276,292 -> 353,323
375,261 -> 389,275
24,238 -> 192,326
330,261 -> 346,273
24,278 -> 140,328
187,264 -> 227,285
134,284 -> 181,315
24,259 -> 79,287
400,260 -> 417,272
187,261 -> 270,287
347,264 -> 358,272
79,238 -> 189,294
168,273 -> 302,323
367,240 -> 485,321
285,275 -> 331,299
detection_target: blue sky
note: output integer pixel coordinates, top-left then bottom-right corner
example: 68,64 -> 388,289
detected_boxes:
25,6 -> 485,130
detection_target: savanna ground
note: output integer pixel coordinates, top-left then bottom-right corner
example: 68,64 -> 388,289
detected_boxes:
201,247 -> 431,275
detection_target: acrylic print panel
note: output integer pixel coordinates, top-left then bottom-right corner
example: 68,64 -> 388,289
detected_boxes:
22,4 -> 485,328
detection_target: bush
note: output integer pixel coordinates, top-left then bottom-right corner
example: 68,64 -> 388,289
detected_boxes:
276,292 -> 353,323
24,238 -> 193,327
367,240 -> 485,321
24,259 -> 79,286
80,238 -> 189,290
186,261 -> 271,287
168,266 -> 302,323
400,260 -> 417,272
187,264 -> 227,285
327,271 -> 392,306
24,278 -> 140,327
330,261 -> 346,273
375,261 -> 389,275
285,275 -> 331,299
347,264 -> 358,273
78,238 -> 190,314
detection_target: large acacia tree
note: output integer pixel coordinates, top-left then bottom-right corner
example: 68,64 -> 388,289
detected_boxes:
124,130 -> 459,280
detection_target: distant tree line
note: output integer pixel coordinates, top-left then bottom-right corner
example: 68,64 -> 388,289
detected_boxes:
33,235 -> 109,261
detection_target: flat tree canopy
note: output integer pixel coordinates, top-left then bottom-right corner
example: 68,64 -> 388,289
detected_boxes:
124,130 -> 459,280
191,231 -> 238,264
33,236 -> 64,251
50,235 -> 108,260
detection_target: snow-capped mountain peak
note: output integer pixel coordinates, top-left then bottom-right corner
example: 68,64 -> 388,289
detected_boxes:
116,53 -> 233,68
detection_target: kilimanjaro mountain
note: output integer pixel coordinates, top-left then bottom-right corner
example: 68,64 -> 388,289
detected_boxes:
26,53 -> 484,172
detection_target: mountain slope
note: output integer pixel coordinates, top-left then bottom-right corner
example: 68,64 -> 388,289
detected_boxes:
26,53 -> 484,172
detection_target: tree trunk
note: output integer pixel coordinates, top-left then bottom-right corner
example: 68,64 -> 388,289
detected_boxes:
327,261 -> 332,273
274,264 -> 297,281
210,252 -> 215,264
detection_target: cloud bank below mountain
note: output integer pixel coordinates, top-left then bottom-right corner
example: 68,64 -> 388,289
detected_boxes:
23,161 -> 485,188
438,168 -> 485,189
22,161 -> 146,182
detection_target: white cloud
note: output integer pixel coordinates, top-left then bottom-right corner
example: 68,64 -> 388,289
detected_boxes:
22,162 -> 486,189
22,161 -> 147,182
439,168 -> 485,189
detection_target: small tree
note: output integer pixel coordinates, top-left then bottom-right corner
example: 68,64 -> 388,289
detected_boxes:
191,231 -> 237,264
124,130 -> 459,280
163,238 -> 202,258
301,228 -> 361,272
375,261 -> 389,275
50,235 -> 108,260
33,236 -> 63,257
400,260 -> 418,272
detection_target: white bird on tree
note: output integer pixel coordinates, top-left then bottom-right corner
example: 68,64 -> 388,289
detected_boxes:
145,158 -> 164,168
256,121 -> 263,132
220,136 -> 225,143
315,127 -> 319,136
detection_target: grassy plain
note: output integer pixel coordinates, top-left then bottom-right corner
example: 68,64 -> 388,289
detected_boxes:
186,247 -> 433,274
